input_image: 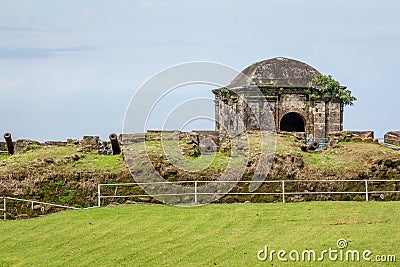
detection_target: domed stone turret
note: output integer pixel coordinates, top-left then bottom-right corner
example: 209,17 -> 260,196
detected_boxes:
229,57 -> 321,88
213,57 -> 345,139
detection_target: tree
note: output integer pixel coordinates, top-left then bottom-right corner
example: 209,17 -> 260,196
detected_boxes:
308,74 -> 356,106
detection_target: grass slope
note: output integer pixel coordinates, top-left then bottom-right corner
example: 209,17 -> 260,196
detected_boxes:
0,146 -> 126,176
0,136 -> 398,178
0,202 -> 399,266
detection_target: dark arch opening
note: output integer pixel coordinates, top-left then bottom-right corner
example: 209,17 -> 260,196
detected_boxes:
280,112 -> 305,132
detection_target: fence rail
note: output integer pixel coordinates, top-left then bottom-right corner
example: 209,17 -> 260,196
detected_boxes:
0,197 -> 97,220
2,179 -> 400,218
98,179 -> 400,206
1,197 -> 5,220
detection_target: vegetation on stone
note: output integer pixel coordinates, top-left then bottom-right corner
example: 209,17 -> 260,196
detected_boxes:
309,74 -> 357,106
0,145 -> 132,215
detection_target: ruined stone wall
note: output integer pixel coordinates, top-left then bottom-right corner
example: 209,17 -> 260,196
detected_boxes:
245,97 -> 261,130
385,131 -> 400,146
312,100 -> 326,138
326,101 -> 343,133
310,101 -> 343,138
215,97 -> 232,132
279,94 -> 308,119
0,136 -> 113,155
0,142 -> 7,152
215,90 -> 343,139
329,131 -> 376,145
215,95 -> 260,132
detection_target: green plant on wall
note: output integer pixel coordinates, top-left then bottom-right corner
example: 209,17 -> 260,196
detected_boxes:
308,74 -> 356,106
218,88 -> 232,98
218,88 -> 241,101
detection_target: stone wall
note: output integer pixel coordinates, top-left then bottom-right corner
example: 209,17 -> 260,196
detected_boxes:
125,131 -> 228,157
328,131 -> 376,145
326,101 -> 343,133
214,93 -> 275,133
0,136 -> 113,155
14,140 -> 41,153
215,90 -> 343,139
79,136 -> 100,153
194,131 -> 220,153
385,131 -> 400,146
0,142 -> 7,152
279,93 -> 308,132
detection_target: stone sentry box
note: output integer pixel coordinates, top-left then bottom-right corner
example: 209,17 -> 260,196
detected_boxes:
213,57 -> 344,139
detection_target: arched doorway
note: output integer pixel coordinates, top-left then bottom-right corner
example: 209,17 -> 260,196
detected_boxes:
280,112 -> 305,132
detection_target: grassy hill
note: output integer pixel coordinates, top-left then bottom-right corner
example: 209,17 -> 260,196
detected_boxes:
0,202 -> 398,266
0,134 -> 399,214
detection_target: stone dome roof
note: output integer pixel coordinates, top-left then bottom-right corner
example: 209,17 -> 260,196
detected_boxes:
229,57 -> 321,88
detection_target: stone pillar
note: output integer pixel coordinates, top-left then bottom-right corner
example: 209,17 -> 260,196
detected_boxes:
313,100 -> 326,138
326,101 -> 342,133
214,99 -> 220,131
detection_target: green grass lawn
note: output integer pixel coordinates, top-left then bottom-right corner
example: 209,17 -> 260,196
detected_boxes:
0,202 -> 399,266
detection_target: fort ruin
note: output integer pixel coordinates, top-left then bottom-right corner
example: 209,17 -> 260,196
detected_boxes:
213,57 -> 344,139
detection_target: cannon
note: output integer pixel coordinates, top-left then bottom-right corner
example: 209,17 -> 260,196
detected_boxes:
109,133 -> 121,155
307,139 -> 320,151
3,132 -> 14,155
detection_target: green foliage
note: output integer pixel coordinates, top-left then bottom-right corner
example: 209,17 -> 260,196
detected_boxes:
0,154 -> 9,162
65,153 -> 124,173
55,181 -> 65,186
19,144 -> 42,154
146,139 -> 231,169
59,190 -> 77,204
185,153 -> 230,169
217,88 -> 239,100
308,74 -> 357,106
217,88 -> 232,98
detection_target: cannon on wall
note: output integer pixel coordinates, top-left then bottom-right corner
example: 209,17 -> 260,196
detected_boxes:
109,133 -> 121,155
307,140 -> 320,151
3,132 -> 14,155
301,139 -> 320,152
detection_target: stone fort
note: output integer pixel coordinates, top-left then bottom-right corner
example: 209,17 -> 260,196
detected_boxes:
213,57 -> 344,139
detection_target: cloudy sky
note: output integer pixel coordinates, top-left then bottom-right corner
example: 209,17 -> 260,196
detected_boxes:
0,0 -> 399,141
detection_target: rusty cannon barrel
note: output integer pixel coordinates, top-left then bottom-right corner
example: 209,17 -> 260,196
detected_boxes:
109,133 -> 121,155
3,132 -> 14,155
307,139 -> 320,151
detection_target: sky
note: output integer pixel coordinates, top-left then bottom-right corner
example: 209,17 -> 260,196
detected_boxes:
0,0 -> 399,141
